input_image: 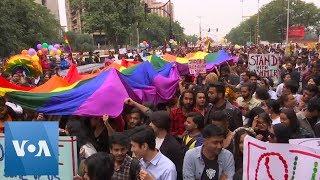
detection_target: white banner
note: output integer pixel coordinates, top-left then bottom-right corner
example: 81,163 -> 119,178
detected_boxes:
248,54 -> 281,78
289,138 -> 320,150
243,136 -> 320,180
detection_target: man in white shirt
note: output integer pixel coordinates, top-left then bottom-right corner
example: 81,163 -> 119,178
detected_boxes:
131,129 -> 177,180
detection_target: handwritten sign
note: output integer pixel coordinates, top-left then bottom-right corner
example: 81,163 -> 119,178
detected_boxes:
289,138 -> 320,150
0,135 -> 77,180
248,54 -> 281,78
243,136 -> 320,180
188,59 -> 206,75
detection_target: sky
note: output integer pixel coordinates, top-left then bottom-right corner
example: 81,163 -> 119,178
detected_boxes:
58,0 -> 320,39
158,0 -> 320,39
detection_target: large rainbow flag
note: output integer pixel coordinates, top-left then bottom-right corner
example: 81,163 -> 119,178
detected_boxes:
5,61 -> 179,117
2,51 -> 235,117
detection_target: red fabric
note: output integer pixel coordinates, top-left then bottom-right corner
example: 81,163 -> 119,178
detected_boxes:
0,76 -> 32,91
169,108 -> 188,136
288,26 -> 305,38
170,108 -> 201,136
64,64 -> 82,84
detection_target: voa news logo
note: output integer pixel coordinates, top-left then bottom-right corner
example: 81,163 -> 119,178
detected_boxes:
4,122 -> 59,176
12,139 -> 51,157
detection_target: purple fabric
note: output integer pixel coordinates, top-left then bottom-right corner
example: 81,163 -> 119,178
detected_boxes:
74,69 -> 137,117
133,65 -> 180,104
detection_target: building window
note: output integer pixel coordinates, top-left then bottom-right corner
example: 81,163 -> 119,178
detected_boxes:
42,0 -> 47,6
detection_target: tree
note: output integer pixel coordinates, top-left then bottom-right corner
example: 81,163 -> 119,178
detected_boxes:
185,34 -> 199,44
0,0 -> 60,58
139,13 -> 185,47
65,31 -> 95,52
226,0 -> 320,45
71,0 -> 143,48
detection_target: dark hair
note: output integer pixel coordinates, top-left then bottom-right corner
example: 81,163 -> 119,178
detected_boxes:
186,112 -> 205,129
278,93 -> 293,107
281,108 -> 299,133
208,110 -> 227,123
273,123 -> 291,143
266,99 -> 281,114
305,84 -> 319,97
130,108 -> 143,117
307,96 -> 320,112
256,112 -> 272,126
65,120 -> 94,149
241,83 -> 255,95
249,72 -> 259,79
208,82 -> 226,97
246,107 -> 265,127
195,90 -> 208,103
149,111 -> 171,131
131,128 -> 156,150
260,78 -> 270,88
255,87 -> 270,100
281,72 -> 291,81
243,71 -> 251,77
84,152 -> 114,180
202,124 -> 226,138
284,80 -> 299,94
234,128 -> 255,170
109,132 -> 130,149
179,90 -> 195,108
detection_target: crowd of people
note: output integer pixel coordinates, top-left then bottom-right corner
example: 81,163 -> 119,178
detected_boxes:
0,43 -> 320,180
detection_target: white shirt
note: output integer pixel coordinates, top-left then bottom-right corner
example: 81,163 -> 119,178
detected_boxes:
272,117 -> 281,125
140,152 -> 177,180
276,83 -> 284,97
268,90 -> 278,100
155,137 -> 165,150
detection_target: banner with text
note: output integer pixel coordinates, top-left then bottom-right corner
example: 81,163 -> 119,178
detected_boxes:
248,54 -> 281,78
0,135 -> 77,180
243,136 -> 320,180
188,59 -> 206,75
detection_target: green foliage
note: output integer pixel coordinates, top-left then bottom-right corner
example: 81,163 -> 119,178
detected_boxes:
73,0 -> 143,47
65,31 -> 94,52
0,0 -> 60,58
185,34 -> 198,44
139,13 -> 185,47
226,0 -> 320,45
70,0 -> 186,48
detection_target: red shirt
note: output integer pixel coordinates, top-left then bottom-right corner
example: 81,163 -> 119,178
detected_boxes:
169,108 -> 199,136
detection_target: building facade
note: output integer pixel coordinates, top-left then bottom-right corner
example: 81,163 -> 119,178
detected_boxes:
144,0 -> 174,20
34,0 -> 70,31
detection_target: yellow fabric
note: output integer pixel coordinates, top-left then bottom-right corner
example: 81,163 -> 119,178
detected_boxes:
184,135 -> 196,149
0,88 -> 21,96
51,81 -> 80,92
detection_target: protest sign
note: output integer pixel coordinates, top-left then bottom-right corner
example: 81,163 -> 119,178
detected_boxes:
0,135 -> 77,180
248,54 -> 281,78
243,136 -> 320,180
188,59 -> 206,75
290,138 -> 320,150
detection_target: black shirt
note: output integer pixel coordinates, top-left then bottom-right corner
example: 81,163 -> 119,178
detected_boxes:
94,128 -> 109,153
201,151 -> 219,180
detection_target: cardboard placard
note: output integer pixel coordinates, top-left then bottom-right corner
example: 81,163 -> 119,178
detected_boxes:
248,54 -> 281,78
188,59 -> 206,75
243,136 -> 320,180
